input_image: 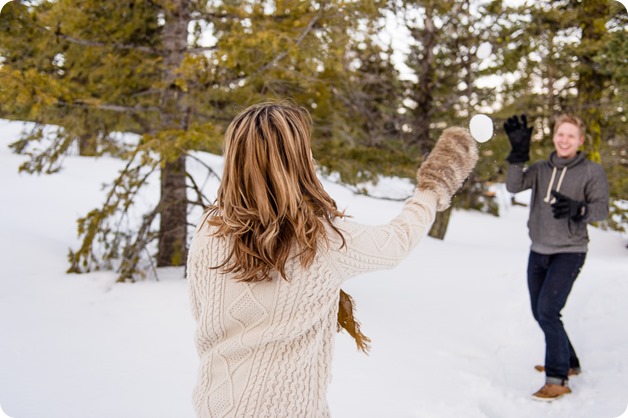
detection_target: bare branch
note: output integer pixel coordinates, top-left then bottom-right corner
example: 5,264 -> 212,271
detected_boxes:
144,244 -> 159,282
186,171 -> 212,208
320,174 -> 410,202
185,152 -> 222,180
186,199 -> 209,208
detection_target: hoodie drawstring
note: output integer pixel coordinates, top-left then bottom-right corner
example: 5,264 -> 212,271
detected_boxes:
543,167 -> 568,203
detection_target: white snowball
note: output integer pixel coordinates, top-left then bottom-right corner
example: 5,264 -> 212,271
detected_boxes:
469,114 -> 494,143
476,42 -> 492,60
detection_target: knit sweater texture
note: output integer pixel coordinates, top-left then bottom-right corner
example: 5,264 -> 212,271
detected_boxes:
187,189 -> 438,418
506,151 -> 609,254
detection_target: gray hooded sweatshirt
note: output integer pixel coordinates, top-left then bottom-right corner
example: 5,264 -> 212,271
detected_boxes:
506,151 -> 609,254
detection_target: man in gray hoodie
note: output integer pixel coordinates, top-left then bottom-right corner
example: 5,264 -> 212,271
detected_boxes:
504,114 -> 609,401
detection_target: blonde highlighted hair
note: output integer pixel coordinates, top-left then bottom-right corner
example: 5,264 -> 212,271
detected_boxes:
554,114 -> 586,138
207,101 -> 345,282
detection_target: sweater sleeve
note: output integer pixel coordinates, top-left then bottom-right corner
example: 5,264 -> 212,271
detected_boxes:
583,163 -> 610,223
506,162 -> 536,193
186,211 -> 215,324
328,189 -> 438,282
187,234 -> 204,323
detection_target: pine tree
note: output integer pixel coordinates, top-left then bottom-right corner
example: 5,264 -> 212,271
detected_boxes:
0,0 -> 392,280
398,0 -> 501,238
492,0 -> 627,231
311,16 -> 416,186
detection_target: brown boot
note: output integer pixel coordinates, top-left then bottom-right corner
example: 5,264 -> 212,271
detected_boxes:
534,365 -> 581,376
531,383 -> 572,401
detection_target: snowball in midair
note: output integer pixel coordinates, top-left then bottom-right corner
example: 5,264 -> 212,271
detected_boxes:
476,42 -> 492,59
469,114 -> 494,143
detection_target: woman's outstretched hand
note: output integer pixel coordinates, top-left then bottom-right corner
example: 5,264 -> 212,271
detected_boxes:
416,127 -> 479,211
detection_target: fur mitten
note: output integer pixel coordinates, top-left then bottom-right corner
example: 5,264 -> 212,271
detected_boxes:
417,127 -> 478,211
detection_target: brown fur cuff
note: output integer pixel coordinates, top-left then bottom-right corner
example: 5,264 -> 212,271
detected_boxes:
416,127 -> 478,211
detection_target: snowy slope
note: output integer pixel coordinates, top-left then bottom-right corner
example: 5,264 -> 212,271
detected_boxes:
1,120 -> 627,418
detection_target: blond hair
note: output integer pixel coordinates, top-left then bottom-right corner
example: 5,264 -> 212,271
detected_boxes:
554,114 -> 586,138
207,101 -> 345,282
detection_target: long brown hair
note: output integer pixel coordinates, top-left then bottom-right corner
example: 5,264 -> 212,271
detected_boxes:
207,100 -> 345,282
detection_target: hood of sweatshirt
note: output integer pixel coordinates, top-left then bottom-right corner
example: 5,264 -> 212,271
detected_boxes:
549,151 -> 586,169
543,151 -> 587,203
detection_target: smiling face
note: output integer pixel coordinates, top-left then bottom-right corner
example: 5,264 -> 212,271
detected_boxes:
553,122 -> 584,159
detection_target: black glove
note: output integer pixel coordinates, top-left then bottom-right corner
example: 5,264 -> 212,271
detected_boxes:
551,191 -> 587,222
503,114 -> 532,163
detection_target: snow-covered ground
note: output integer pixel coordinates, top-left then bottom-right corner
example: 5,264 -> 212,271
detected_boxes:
1,119 -> 627,418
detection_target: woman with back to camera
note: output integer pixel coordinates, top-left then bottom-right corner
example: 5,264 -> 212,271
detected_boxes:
187,100 -> 478,417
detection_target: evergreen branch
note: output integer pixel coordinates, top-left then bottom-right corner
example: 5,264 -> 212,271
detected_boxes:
22,17 -> 161,55
186,110 -> 232,124
188,45 -> 218,54
57,100 -> 161,114
118,204 -> 161,282
189,11 -> 245,21
129,112 -> 155,135
130,88 -> 164,98
55,30 -> 160,55
68,147 -> 142,273
11,125 -> 74,174
189,10 -> 293,22
69,147 -> 159,280
253,11 -> 321,74
111,162 -> 159,235
187,9 -> 298,60
226,10 -> 322,85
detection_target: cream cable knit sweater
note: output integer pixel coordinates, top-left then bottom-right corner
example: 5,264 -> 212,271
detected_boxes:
187,189 -> 438,418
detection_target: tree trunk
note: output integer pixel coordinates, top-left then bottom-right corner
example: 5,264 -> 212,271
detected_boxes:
157,0 -> 190,267
546,33 -> 556,115
158,155 -> 188,266
576,0 -> 610,164
78,133 -> 98,156
411,5 -> 452,241
411,7 -> 436,154
428,206 -> 451,240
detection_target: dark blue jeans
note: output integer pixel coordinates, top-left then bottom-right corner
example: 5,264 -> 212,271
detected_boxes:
527,251 -> 586,382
